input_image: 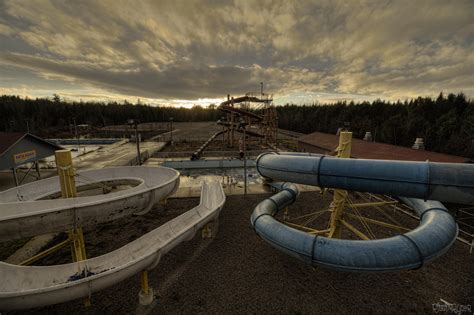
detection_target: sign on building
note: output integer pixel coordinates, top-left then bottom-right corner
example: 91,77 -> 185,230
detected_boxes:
13,150 -> 37,165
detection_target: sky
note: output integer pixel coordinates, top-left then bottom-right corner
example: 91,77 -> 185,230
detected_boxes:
0,0 -> 473,107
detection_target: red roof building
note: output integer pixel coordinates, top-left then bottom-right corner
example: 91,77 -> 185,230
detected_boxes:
297,132 -> 468,163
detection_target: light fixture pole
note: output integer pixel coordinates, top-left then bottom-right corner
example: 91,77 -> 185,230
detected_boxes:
73,118 -> 79,153
220,116 -> 225,142
128,119 -> 141,165
169,117 -> 174,146
239,117 -> 247,195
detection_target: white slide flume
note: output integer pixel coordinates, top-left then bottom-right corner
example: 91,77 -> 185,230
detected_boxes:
0,181 -> 226,310
0,167 -> 180,242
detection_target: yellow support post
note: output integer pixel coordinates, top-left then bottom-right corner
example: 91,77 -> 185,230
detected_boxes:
327,132 -> 352,239
55,150 -> 90,306
138,270 -> 154,305
55,150 -> 77,199
202,223 -> 212,238
283,206 -> 290,221
141,271 -> 149,295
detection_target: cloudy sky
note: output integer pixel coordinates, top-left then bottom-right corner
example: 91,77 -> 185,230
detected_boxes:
0,0 -> 472,107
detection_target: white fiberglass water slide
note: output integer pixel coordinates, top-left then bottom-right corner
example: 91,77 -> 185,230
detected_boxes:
0,181 -> 225,310
0,167 -> 180,242
251,152 -> 474,272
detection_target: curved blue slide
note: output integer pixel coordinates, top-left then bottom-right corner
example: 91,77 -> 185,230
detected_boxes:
251,152 -> 474,272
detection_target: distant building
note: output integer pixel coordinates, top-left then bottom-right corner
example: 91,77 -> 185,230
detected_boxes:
0,132 -> 63,186
297,131 -> 467,163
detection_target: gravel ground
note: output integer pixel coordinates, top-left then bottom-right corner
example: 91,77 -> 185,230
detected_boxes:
4,192 -> 473,314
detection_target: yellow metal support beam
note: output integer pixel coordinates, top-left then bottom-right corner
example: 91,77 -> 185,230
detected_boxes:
138,269 -> 155,305
288,209 -> 329,222
283,221 -> 328,235
20,238 -> 72,266
340,219 -> 371,240
55,150 -> 77,199
55,150 -> 90,306
354,192 -> 406,228
283,206 -> 290,220
141,271 -> 149,295
202,223 -> 212,238
350,201 -> 398,208
345,213 -> 409,231
308,228 -> 331,236
68,227 -> 87,261
327,131 -> 352,239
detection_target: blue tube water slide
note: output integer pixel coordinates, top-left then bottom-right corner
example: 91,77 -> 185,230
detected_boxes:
251,152 -> 474,272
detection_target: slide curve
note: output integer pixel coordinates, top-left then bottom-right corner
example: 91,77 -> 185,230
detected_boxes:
0,167 -> 180,242
0,181 -> 225,310
251,152 -> 474,272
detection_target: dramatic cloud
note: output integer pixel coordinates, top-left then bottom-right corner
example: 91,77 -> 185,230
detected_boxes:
0,0 -> 473,105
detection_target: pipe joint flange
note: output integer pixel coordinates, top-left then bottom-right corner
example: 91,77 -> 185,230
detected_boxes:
255,152 -> 278,178
399,234 -> 424,270
419,207 -> 451,221
314,155 -> 326,188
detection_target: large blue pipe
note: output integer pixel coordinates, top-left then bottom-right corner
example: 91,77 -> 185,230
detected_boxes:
251,152 -> 472,272
256,152 -> 474,205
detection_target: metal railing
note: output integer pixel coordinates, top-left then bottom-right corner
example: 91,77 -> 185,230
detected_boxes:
152,150 -> 269,161
456,207 -> 474,253
368,193 -> 474,253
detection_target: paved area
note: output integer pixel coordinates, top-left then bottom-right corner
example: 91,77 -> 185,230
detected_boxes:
0,141 -> 166,191
74,141 -> 166,169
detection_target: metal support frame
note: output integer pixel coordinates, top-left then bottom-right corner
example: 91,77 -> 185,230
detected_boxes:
18,162 -> 36,185
202,223 -> 212,238
340,219 -> 370,240
35,161 -> 41,179
141,271 -> 149,294
327,131 -> 352,238
55,150 -> 90,306
241,120 -> 247,195
12,166 -> 19,186
283,206 -> 290,220
279,131 -> 414,242
230,97 -> 235,147
221,91 -> 276,151
344,213 -> 409,232
20,238 -> 72,266
139,270 -> 154,306
11,161 -> 43,187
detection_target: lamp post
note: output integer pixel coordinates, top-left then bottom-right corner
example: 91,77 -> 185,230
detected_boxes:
128,119 -> 141,165
276,116 -> 279,146
221,116 -> 225,142
239,117 -> 247,195
25,119 -> 30,133
73,118 -> 79,153
217,118 -> 225,169
169,117 -> 174,146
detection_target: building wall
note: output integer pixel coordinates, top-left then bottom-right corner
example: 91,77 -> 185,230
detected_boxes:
0,138 -> 58,170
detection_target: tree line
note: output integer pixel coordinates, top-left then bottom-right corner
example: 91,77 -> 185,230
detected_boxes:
0,95 -> 220,137
1,92 -> 472,157
276,93 -> 473,158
